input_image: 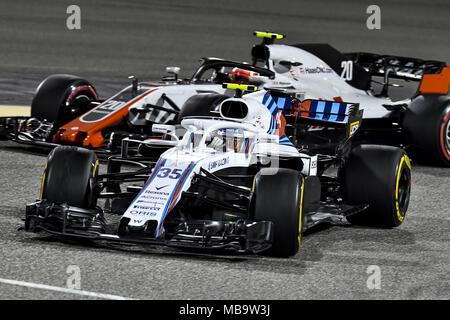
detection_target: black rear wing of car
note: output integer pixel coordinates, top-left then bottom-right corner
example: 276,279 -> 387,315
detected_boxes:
265,89 -> 363,156
345,52 -> 447,81
264,89 -> 363,139
287,99 -> 363,141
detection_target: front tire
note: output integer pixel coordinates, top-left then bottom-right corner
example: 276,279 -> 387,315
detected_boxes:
251,168 -> 305,257
41,146 -> 99,208
342,145 -> 412,228
31,74 -> 98,130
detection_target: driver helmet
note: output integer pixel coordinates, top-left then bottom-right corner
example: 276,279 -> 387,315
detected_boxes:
208,128 -> 245,152
230,67 -> 259,84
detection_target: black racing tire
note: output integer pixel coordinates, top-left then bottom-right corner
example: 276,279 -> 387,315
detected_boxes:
342,145 -> 412,228
402,94 -> 450,167
40,146 -> 99,208
31,74 -> 98,128
251,168 -> 305,257
178,93 -> 228,121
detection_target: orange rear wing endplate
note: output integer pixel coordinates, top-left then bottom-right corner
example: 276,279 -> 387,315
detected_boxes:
419,67 -> 450,95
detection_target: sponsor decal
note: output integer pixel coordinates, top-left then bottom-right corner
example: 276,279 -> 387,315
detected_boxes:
304,66 -> 333,74
152,124 -> 175,134
208,157 -> 229,171
133,204 -> 162,210
138,196 -> 166,200
308,125 -> 325,131
123,159 -> 198,233
129,210 -> 158,217
267,81 -> 292,86
349,121 -> 360,137
144,190 -> 170,196
289,69 -> 298,80
255,115 -> 265,130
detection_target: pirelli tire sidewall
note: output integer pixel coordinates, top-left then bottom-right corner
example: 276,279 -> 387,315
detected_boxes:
251,168 -> 304,257
41,146 -> 99,208
31,74 -> 98,127
403,94 -> 450,167
342,145 -> 412,228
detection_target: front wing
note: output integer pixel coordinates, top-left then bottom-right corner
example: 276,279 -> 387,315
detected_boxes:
24,200 -> 273,254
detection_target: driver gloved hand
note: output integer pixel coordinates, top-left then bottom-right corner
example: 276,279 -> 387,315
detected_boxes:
209,136 -> 224,151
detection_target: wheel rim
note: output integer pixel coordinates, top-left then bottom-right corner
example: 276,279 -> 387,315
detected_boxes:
444,113 -> 450,157
66,94 -> 91,116
62,84 -> 97,121
397,167 -> 411,216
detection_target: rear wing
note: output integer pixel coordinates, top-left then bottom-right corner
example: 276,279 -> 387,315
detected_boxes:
345,52 -> 447,81
290,99 -> 363,140
264,88 -> 363,139
263,89 -> 363,156
277,97 -> 363,157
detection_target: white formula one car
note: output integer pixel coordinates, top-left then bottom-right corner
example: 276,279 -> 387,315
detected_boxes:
25,84 -> 412,257
247,31 -> 450,166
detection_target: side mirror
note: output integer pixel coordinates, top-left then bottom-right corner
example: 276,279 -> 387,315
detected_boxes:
166,66 -> 180,74
152,124 -> 179,142
163,67 -> 181,82
128,75 -> 138,95
152,124 -> 176,135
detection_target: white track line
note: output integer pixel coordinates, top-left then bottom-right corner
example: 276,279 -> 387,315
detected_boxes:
0,105 -> 30,117
0,278 -> 134,300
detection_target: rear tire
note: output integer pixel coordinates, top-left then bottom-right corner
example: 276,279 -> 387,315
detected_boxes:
41,146 -> 99,208
342,145 -> 412,228
403,94 -> 450,167
32,74 -> 98,129
252,168 -> 305,257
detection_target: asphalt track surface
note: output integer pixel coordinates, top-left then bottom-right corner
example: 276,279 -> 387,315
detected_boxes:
0,0 -> 449,300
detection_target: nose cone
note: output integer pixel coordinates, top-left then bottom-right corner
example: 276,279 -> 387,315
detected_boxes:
53,127 -> 104,148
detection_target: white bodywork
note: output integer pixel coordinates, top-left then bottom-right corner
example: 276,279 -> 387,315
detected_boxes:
87,44 -> 397,127
81,44 -> 400,130
122,96 -> 317,237
140,84 -> 226,114
133,44 -> 395,120
260,44 -> 394,118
